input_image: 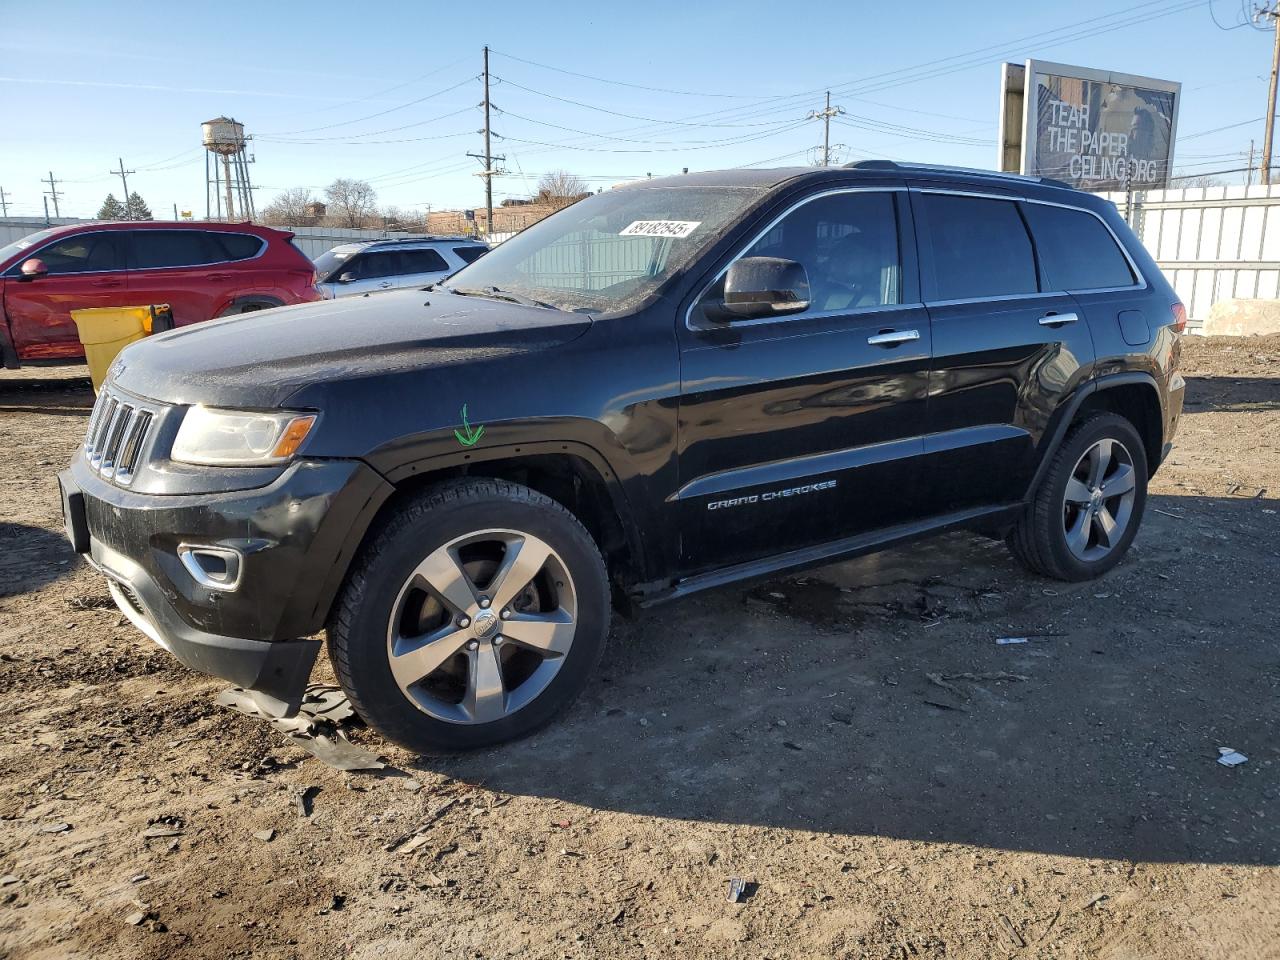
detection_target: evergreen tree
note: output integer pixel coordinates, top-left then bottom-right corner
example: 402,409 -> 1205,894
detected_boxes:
97,193 -> 126,220
124,192 -> 153,221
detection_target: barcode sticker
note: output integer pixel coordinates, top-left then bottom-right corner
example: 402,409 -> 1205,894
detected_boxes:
619,220 -> 702,239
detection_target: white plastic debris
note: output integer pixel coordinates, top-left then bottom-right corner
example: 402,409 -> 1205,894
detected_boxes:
1217,747 -> 1248,767
996,637 -> 1028,645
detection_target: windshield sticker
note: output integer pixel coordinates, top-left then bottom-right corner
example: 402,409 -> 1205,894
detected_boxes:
619,220 -> 701,239
454,404 -> 485,447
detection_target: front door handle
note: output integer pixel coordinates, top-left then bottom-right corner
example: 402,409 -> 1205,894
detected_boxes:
378,280 -> 394,288
1039,312 -> 1079,326
867,329 -> 920,346
89,278 -> 123,288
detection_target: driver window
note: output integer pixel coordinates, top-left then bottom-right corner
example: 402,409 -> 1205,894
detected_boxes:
743,191 -> 900,312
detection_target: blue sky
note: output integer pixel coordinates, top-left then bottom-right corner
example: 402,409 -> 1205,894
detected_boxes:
0,0 -> 1271,220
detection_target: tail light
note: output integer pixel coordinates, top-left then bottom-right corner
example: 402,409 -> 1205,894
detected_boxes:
1170,302 -> 1187,334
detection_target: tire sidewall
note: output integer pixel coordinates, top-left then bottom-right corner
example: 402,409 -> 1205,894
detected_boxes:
337,492 -> 609,751
1043,414 -> 1149,580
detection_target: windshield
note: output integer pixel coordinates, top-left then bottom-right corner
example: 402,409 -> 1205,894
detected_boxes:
0,228 -> 58,267
444,185 -> 766,314
313,246 -> 360,281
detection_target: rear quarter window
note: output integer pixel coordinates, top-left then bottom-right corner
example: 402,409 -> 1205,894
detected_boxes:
452,246 -> 487,264
1022,203 -> 1136,290
207,232 -> 265,262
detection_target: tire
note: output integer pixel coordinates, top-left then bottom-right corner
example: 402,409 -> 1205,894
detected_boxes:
1006,412 -> 1148,582
328,478 -> 610,752
216,299 -> 280,318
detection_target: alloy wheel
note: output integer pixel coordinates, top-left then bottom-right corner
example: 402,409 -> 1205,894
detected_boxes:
385,529 -> 578,724
1061,438 -> 1138,563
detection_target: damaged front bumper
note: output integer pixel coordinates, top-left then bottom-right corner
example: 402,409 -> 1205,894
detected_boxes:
59,452 -> 392,715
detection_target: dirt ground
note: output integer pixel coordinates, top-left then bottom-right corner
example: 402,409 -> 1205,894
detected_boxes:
0,337 -> 1277,960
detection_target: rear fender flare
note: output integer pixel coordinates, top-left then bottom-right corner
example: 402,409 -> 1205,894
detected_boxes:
1026,371 -> 1163,497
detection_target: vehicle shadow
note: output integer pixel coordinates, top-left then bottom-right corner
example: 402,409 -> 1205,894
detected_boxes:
1183,374 -> 1280,413
425,492 -> 1280,866
0,522 -> 81,596
0,368 -> 94,417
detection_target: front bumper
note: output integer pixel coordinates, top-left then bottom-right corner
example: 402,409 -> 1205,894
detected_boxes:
60,453 -> 393,713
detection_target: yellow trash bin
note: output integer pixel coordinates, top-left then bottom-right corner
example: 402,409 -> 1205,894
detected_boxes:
70,304 -> 171,392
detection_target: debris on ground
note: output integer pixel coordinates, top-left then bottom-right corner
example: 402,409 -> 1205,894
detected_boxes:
1217,747 -> 1249,767
253,829 -> 276,842
726,877 -> 750,903
39,822 -> 71,834
216,686 -> 385,772
384,798 -> 459,853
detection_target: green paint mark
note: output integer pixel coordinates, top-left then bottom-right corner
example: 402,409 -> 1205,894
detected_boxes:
454,404 -> 485,447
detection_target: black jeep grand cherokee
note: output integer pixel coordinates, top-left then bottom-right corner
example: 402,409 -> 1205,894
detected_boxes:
60,162 -> 1185,751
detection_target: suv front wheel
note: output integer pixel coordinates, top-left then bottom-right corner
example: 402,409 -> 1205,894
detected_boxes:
1006,412 -> 1149,581
329,479 -> 610,752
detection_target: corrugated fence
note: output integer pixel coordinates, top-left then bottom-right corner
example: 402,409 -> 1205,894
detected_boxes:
1098,185 -> 1280,327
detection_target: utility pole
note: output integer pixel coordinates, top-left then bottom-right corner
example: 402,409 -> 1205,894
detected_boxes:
0,186 -> 9,218
109,157 -> 135,214
43,195 -> 50,226
1262,4 -> 1280,185
43,171 -> 63,219
466,45 -> 505,238
808,92 -> 845,167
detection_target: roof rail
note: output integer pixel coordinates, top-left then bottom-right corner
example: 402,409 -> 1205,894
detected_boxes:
842,159 -> 1071,189
369,235 -> 480,244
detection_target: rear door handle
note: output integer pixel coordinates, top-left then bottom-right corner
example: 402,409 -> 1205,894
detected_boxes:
378,280 -> 394,288
89,278 -> 122,288
867,329 -> 920,346
205,272 -> 233,281
1039,312 -> 1078,326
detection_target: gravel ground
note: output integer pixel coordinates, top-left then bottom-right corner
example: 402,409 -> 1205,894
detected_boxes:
0,336 -> 1277,960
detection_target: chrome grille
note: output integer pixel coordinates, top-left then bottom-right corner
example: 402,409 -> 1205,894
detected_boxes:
84,388 -> 156,484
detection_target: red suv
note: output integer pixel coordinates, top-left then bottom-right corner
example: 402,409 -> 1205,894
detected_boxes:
0,221 -> 321,366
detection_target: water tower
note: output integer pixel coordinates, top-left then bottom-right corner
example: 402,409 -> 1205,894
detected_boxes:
203,117 -> 256,221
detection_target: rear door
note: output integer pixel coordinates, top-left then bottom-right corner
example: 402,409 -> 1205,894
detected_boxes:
125,229 -> 231,327
914,188 -> 1095,513
677,185 -> 933,572
1,231 -> 128,361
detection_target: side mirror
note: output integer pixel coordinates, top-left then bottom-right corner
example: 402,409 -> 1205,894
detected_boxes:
714,256 -> 810,321
18,258 -> 48,281
337,272 -> 357,284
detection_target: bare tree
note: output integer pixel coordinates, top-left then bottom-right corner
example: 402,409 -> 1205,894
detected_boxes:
535,170 -> 589,210
261,187 -> 317,225
324,178 -> 378,227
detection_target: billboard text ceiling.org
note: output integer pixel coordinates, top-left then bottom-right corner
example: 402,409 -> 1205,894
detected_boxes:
1000,60 -> 1181,192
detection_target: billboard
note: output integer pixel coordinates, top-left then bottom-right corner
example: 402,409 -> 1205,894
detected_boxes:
999,60 -> 1181,191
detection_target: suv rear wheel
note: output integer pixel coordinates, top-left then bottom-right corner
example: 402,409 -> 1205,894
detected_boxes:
1006,412 -> 1148,581
328,479 -> 610,752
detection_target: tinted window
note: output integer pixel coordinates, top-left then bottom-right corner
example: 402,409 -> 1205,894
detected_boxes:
130,230 -> 219,269
22,232 -> 124,274
1022,203 -> 1135,290
206,232 -> 264,262
400,248 -> 449,273
350,251 -> 400,280
453,246 -> 487,264
314,246 -> 358,280
921,194 -> 1037,300
741,190 -> 901,311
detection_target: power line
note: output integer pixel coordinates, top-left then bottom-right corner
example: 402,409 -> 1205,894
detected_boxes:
488,48 -> 760,99
265,75 -> 479,136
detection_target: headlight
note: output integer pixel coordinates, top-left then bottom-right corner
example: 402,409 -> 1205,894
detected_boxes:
171,406 -> 317,466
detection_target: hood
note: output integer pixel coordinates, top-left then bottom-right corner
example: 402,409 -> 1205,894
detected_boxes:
111,289 -> 592,407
